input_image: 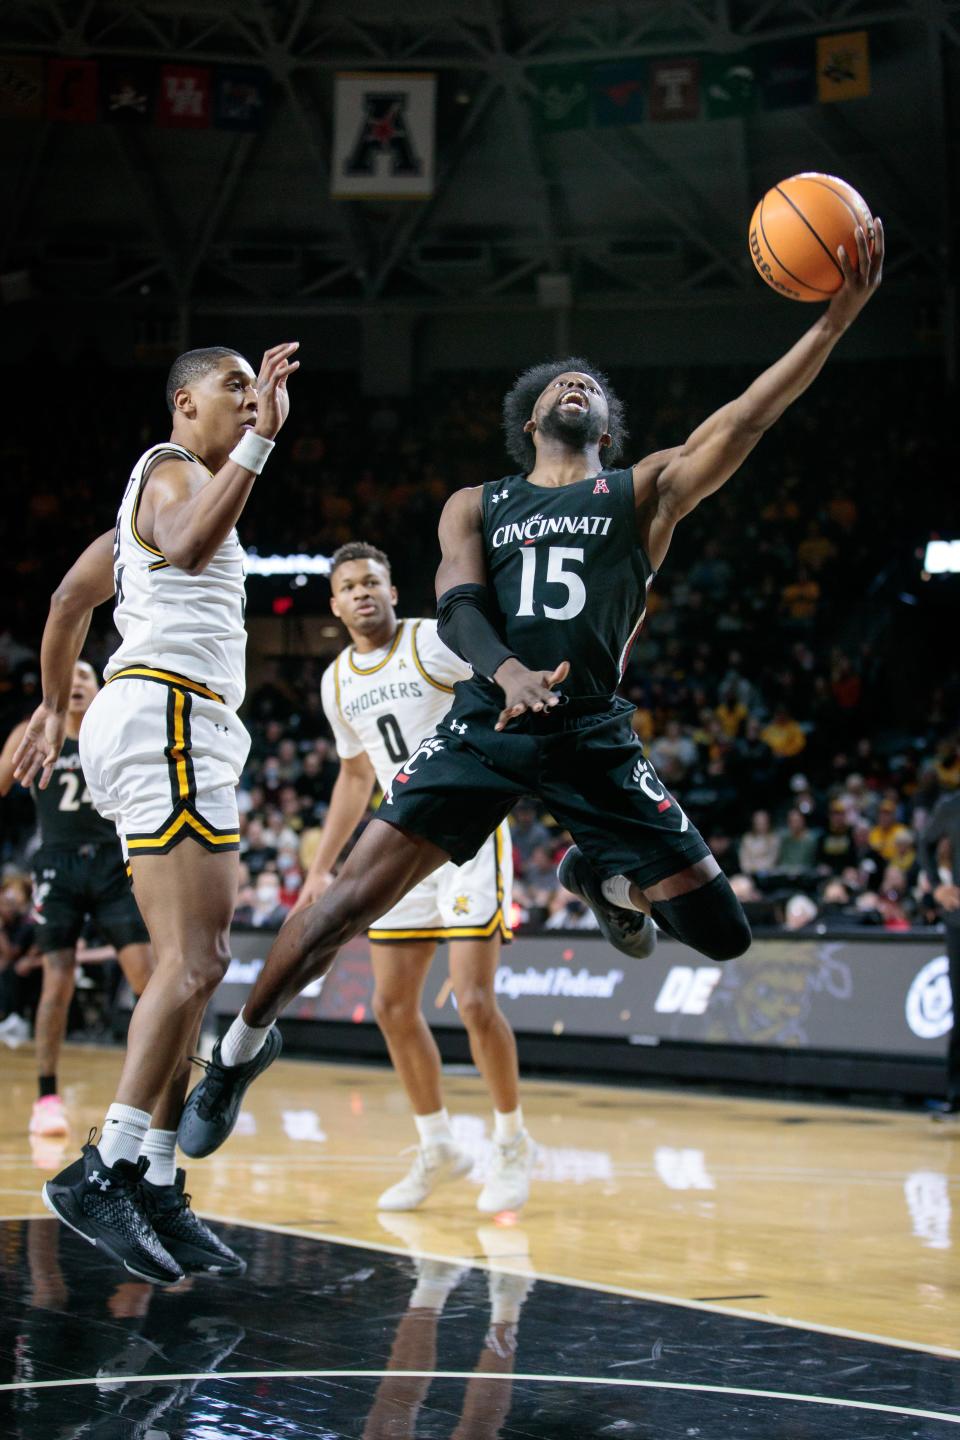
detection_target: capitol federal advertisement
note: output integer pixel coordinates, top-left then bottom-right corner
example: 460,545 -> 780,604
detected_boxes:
217,931 -> 952,1058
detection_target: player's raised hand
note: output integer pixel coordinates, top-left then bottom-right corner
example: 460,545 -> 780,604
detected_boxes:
11,702 -> 67,790
255,341 -> 300,439
829,217 -> 884,327
494,659 -> 570,731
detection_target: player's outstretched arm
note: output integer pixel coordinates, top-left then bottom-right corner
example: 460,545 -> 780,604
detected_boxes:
435,489 -> 568,730
290,753 -> 376,916
640,219 -> 884,558
12,530 -> 115,789
144,341 -> 299,575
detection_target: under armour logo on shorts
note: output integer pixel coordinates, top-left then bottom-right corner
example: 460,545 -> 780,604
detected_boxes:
449,719 -> 468,735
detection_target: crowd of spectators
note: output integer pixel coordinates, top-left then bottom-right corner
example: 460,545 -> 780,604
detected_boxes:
1,354 -> 958,958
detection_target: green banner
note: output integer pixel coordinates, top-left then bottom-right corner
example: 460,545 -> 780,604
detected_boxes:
703,52 -> 759,119
530,65 -> 590,132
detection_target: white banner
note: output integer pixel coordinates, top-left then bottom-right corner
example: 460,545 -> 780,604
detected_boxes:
332,71 -> 435,199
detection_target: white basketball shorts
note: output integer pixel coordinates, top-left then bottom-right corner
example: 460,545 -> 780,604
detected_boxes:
79,667 -> 250,862
368,820 -> 513,943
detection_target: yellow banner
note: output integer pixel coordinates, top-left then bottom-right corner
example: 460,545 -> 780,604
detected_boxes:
817,30 -> 870,102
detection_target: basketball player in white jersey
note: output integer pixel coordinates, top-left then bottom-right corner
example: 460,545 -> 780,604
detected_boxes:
13,341 -> 298,1283
289,541 -> 533,1213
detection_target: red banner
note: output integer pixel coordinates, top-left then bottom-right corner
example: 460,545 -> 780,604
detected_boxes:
157,64 -> 211,129
648,57 -> 700,121
46,58 -> 97,123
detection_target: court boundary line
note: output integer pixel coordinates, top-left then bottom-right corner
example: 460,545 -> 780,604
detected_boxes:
4,1207 -> 958,1360
0,1366 -> 958,1424
198,1211 -> 960,1360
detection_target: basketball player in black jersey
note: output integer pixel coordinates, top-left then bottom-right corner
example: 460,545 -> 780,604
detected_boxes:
0,662 -> 152,1144
180,219 -> 884,1153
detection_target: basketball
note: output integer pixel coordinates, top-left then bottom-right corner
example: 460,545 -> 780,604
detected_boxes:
748,172 -> 875,301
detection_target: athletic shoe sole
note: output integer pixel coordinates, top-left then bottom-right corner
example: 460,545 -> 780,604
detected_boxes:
177,1025 -> 283,1158
557,847 -> 657,960
41,1184 -> 184,1285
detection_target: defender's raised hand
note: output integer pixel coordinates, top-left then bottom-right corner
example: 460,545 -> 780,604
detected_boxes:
493,658 -> 569,731
828,217 -> 884,328
255,342 -> 300,439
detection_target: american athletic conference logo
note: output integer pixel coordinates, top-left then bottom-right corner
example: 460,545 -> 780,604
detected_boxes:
384,736 -> 446,805
343,93 -> 423,181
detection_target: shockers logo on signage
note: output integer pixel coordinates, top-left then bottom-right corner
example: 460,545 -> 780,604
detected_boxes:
332,72 -> 436,199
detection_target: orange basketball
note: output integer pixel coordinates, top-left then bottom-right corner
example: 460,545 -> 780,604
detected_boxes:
748,173 -> 875,302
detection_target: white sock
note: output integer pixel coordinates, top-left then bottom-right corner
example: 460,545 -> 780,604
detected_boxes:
494,1107 -> 523,1145
410,1271 -> 461,1311
99,1103 -> 151,1168
140,1128 -> 178,1187
220,1013 -> 272,1068
414,1108 -> 454,1148
601,874 -> 642,911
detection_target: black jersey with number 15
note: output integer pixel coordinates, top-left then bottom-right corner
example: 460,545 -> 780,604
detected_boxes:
480,467 -> 655,701
32,737 -> 117,849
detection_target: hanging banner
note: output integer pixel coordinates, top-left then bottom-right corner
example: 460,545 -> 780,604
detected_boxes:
758,41 -> 816,110
648,58 -> 700,122
101,59 -> 154,124
332,72 -> 436,198
0,54 -> 43,119
157,63 -> 212,129
214,66 -> 269,132
529,65 -> 590,132
703,52 -> 759,119
592,61 -> 645,128
817,30 -> 870,103
46,58 -> 97,123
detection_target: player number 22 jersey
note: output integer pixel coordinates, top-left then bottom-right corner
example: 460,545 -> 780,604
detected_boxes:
321,620 -> 469,792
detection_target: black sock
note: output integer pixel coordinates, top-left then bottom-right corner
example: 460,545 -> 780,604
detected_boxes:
38,1074 -> 58,1098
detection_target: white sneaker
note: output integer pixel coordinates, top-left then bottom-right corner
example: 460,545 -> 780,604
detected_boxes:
377,1140 -> 473,1211
477,1131 -> 535,1214
30,1095 -> 69,1136
0,1013 -> 30,1047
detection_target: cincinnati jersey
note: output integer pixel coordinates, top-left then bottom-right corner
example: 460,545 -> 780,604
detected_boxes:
106,442 -> 247,710
32,736 -> 117,848
321,620 -> 470,791
480,467 -> 654,700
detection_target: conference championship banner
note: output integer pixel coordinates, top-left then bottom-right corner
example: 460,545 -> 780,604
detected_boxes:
331,72 -> 436,199
217,933 -> 952,1059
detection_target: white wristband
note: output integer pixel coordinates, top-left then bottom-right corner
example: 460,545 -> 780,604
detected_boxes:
229,430 -> 275,475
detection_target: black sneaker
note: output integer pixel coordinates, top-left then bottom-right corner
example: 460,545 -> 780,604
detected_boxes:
140,1168 -> 246,1275
557,846 -> 658,960
177,1025 -> 282,1158
41,1140 -> 184,1285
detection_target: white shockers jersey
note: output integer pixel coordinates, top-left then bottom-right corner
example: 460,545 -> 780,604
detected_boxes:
321,620 -> 470,791
105,443 -> 247,711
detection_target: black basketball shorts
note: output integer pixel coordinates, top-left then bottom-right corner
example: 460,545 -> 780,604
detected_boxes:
32,844 -> 150,955
379,681 -> 711,889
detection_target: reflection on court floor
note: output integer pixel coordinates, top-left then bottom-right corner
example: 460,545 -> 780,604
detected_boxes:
1,1217 -> 958,1438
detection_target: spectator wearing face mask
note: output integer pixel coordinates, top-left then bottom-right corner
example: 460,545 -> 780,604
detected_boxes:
235,871 -> 289,929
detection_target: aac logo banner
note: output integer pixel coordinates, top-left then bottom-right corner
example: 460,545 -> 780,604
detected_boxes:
332,72 -> 436,199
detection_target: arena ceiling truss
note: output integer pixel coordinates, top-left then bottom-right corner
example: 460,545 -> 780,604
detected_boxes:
1,0 -> 958,321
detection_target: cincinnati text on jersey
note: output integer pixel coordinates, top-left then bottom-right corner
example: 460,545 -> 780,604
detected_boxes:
490,513 -> 614,548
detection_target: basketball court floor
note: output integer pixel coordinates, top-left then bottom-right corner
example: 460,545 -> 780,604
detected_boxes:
1,1045 -> 957,1436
